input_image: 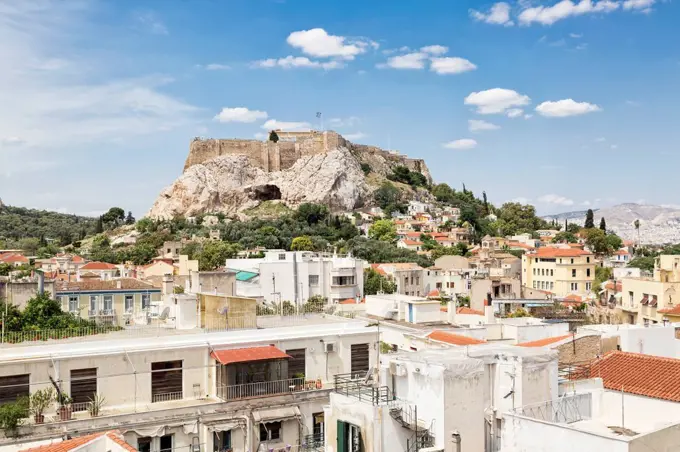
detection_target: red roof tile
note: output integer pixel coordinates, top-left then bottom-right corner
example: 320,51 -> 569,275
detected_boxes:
589,352 -> 680,402
212,345 -> 291,365
80,261 -> 118,270
457,306 -> 484,316
338,298 -> 364,305
401,239 -> 423,246
517,334 -> 574,347
427,330 -> 486,346
658,305 -> 680,315
19,431 -> 136,452
427,289 -> 440,298
0,253 -> 29,263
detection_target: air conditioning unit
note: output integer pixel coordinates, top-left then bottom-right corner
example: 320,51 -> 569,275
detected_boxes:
324,342 -> 336,353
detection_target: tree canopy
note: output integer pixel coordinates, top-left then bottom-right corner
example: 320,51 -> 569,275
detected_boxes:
364,268 -> 397,295
369,219 -> 397,243
584,209 -> 595,229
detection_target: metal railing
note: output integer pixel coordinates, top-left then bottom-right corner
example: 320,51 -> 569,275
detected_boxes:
217,377 -> 318,401
152,391 -> 183,403
70,401 -> 91,413
513,392 -> 592,424
302,433 -> 324,451
333,372 -> 394,405
558,361 -> 593,382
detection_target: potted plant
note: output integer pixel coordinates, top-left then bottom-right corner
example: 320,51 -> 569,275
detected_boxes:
293,373 -> 305,390
29,388 -> 55,424
0,397 -> 29,437
56,394 -> 73,421
87,394 -> 105,417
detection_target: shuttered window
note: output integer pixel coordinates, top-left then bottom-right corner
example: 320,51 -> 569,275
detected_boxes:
151,360 -> 183,402
0,374 -> 29,405
350,344 -> 370,376
286,348 -> 306,379
70,368 -> 97,408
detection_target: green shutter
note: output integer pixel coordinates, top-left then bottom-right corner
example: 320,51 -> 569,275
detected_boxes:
337,420 -> 347,452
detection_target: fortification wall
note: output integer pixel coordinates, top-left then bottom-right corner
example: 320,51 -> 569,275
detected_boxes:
185,139 -> 264,171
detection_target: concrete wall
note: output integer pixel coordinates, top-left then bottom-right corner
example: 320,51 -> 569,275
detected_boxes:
324,392 -> 380,452
0,280 -> 57,308
502,322 -> 569,344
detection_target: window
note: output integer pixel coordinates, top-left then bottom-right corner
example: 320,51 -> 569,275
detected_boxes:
436,282 -> 442,289
350,343 -> 370,376
151,360 -> 183,402
415,276 -> 419,285
571,259 -> 574,264
337,421 -> 363,452
309,275 -> 319,286
103,295 -> 113,313
587,257 -> 590,263
213,431 -> 231,452
259,422 -> 282,441
278,253 -> 286,260
159,434 -> 173,452
571,283 -> 578,291
0,374 -> 29,405
89,295 -> 98,313
70,368 -> 97,411
124,295 -> 134,312
141,294 -> 150,310
586,282 -> 592,291
586,269 -> 591,277
313,412 -> 325,438
68,296 -> 79,313
533,281 -> 537,289
332,276 -> 355,286
286,348 -> 306,379
137,438 -> 151,452
629,291 -> 634,306
572,269 -> 576,278
550,282 -> 554,290
533,269 -> 536,275
550,269 -> 554,277
167,248 -> 171,254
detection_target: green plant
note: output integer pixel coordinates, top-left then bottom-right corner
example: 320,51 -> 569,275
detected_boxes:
173,285 -> 185,294
56,393 -> 72,407
293,372 -> 305,379
29,388 -> 55,419
87,394 -> 105,417
0,397 -> 29,436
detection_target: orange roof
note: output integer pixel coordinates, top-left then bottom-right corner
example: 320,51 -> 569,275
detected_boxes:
457,306 -> 484,315
19,431 -> 136,452
562,294 -> 584,303
427,289 -> 440,297
211,345 -> 291,365
506,241 -> 535,250
589,352 -> 680,402
339,298 -> 364,305
80,261 -> 118,270
658,305 -> 680,315
614,249 -> 629,256
605,281 -> 622,292
517,334 -> 573,347
0,253 -> 29,263
401,239 -> 423,246
435,237 -> 454,242
370,264 -> 387,276
427,330 -> 486,346
528,247 -> 592,258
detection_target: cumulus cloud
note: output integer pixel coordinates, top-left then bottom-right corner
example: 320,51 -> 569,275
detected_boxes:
623,0 -> 655,11
253,56 -> 342,70
420,45 -> 449,55
518,0 -> 620,26
254,132 -> 267,140
261,119 -> 311,131
506,108 -> 524,118
511,197 -> 531,204
214,107 -> 268,123
286,28 -> 373,60
205,63 -> 230,70
382,52 -> 428,69
430,57 -> 477,74
464,88 -> 531,114
443,139 -> 478,150
535,99 -> 602,117
470,2 -> 514,26
468,119 -> 500,132
538,194 -> 575,206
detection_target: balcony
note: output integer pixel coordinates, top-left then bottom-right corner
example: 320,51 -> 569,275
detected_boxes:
513,392 -> 592,424
217,377 -> 320,401
333,372 -> 394,405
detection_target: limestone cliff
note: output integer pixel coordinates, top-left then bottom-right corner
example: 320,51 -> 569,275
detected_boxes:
148,132 -> 432,219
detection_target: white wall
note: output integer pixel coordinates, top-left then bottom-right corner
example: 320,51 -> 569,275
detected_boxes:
503,322 -> 569,344
412,302 -> 441,324
594,390 -> 680,434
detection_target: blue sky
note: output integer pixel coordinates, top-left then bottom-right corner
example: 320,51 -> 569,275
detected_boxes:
0,0 -> 678,217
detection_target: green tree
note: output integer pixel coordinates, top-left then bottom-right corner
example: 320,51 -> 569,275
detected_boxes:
584,209 -> 595,229
95,216 -> 104,234
0,301 -> 22,331
18,237 -> 40,255
125,211 -> 135,225
364,268 -> 397,295
196,241 -> 242,271
294,203 -> 329,226
291,235 -> 314,251
599,217 -> 606,231
374,182 -> 403,213
101,207 -> 125,227
552,231 -> 578,243
593,266 -> 613,293
368,219 -> 397,243
566,223 -> 581,234
584,229 -> 622,256
268,130 -> 279,142
419,233 -> 438,251
482,191 -> 489,215
628,256 -> 655,272
360,163 -> 371,175
136,217 -> 154,233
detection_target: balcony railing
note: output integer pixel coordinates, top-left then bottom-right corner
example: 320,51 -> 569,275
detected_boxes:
302,433 -> 324,451
152,391 -> 183,403
333,372 -> 394,405
217,377 -> 319,401
71,401 -> 91,412
513,392 -> 592,424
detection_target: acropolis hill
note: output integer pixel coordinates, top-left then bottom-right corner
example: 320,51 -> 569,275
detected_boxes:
148,130 -> 433,219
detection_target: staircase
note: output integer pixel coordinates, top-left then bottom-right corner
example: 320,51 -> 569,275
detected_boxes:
388,402 -> 435,452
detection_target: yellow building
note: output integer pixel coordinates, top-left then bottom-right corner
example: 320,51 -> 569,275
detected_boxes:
522,248 -> 595,298
620,255 -> 680,325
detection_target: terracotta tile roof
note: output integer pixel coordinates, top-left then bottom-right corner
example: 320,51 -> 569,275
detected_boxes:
0,253 -> 29,264
427,289 -> 440,298
19,431 -> 136,452
562,294 -> 584,303
589,352 -> 680,402
506,241 -> 535,250
338,298 -> 364,305
614,249 -> 629,255
80,261 -> 118,270
658,305 -> 680,315
56,278 -> 157,292
528,247 -> 592,258
211,345 -> 291,365
401,239 -> 423,246
106,431 -> 137,452
370,264 -> 387,276
604,281 -> 622,292
457,306 -> 484,315
517,334 -> 574,347
427,330 -> 486,346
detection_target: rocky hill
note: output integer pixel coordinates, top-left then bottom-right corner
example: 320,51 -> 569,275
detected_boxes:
543,203 -> 680,245
148,131 -> 432,219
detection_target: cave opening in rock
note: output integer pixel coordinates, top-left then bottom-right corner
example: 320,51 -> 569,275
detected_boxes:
252,184 -> 282,201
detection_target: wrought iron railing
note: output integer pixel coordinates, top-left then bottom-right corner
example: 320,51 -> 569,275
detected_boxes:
333,372 -> 393,405
152,391 -> 183,403
217,377 -> 317,401
302,433 -> 324,451
513,392 -> 592,424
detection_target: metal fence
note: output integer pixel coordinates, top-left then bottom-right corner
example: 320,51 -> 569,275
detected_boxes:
333,372 -> 393,405
152,391 -> 184,403
513,392 -> 592,424
216,377 -> 327,401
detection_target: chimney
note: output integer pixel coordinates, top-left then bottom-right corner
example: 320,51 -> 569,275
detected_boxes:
447,300 -> 456,325
484,297 -> 495,324
37,271 -> 45,295
162,273 -> 174,295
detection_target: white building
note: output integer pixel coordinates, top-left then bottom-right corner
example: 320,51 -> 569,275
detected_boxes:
366,294 -> 441,324
407,200 -> 431,216
225,250 -> 365,305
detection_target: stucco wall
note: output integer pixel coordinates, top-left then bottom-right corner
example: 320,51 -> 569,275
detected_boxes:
0,280 -> 57,309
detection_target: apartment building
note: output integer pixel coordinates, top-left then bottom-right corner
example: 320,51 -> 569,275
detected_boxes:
225,250 -> 365,305
522,248 -> 595,298
0,317 -> 378,452
373,263 -> 424,297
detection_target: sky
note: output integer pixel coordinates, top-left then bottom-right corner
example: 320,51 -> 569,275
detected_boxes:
0,0 -> 678,217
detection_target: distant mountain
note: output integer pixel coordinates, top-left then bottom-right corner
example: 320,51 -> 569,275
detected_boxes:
542,203 -> 680,245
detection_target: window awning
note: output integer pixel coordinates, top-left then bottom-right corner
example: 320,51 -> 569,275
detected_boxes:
253,405 -> 301,423
211,345 -> 291,365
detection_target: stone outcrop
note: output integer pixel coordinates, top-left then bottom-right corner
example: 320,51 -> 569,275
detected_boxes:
148,132 -> 432,219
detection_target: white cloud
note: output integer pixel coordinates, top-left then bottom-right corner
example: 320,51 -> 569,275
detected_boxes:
328,117 -> 360,128
464,88 -> 531,114
470,2 -> 514,26
254,132 -> 267,140
538,194 -> 575,206
261,119 -> 311,131
134,10 -> 168,35
519,0 -> 620,26
581,200 -> 591,206
511,197 -> 531,204
253,56 -> 342,70
205,63 -> 230,71
420,45 -> 449,55
623,0 -> 655,11
570,33 -> 583,38
343,132 -> 367,141
443,139 -> 478,150
382,52 -> 428,69
506,108 -> 524,118
286,28 -> 371,60
468,119 -> 500,132
524,113 -> 533,119
536,99 -> 602,117
430,57 -> 477,74
1,136 -> 25,146
214,107 -> 268,123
